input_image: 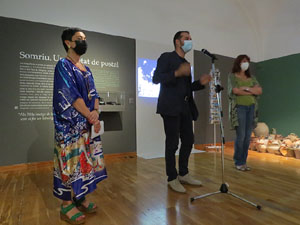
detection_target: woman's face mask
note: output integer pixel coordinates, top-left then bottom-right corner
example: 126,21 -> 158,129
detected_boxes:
73,40 -> 88,56
240,62 -> 249,71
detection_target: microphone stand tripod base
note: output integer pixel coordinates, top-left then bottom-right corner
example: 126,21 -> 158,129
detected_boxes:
190,183 -> 262,210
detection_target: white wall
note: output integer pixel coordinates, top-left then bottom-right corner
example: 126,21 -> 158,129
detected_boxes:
2,0 -> 300,61
232,0 -> 300,60
0,0 -> 261,61
135,40 -> 170,158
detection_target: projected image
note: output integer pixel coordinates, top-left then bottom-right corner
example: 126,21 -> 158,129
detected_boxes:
137,58 -> 160,98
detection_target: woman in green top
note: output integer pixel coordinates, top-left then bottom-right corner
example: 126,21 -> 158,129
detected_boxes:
228,55 -> 262,171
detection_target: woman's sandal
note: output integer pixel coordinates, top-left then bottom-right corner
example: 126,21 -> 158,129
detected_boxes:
60,203 -> 85,224
73,196 -> 97,214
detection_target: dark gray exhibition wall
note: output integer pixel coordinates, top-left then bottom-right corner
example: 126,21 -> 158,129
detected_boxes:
193,50 -> 256,145
0,17 -> 136,166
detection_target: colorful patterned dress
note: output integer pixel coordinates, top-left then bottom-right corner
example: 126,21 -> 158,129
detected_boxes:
53,58 -> 107,201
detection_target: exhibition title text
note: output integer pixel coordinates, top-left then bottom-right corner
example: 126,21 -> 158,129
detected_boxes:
19,51 -> 119,68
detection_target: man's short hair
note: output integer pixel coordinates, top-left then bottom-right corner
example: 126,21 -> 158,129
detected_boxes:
173,31 -> 190,47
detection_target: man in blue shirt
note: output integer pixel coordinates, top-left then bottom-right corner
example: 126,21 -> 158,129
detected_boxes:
153,31 -> 211,193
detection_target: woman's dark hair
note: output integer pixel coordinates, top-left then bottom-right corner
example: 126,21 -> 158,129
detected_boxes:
232,54 -> 251,77
173,31 -> 190,48
61,27 -> 84,52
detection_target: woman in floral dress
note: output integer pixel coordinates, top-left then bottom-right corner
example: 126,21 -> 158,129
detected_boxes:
53,28 -> 107,224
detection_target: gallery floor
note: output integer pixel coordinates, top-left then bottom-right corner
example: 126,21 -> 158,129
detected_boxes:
0,148 -> 299,225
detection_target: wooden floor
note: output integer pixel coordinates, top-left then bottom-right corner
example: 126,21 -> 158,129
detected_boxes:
0,149 -> 300,225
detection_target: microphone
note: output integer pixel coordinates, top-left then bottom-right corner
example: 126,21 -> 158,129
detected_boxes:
201,49 -> 217,60
215,84 -> 224,93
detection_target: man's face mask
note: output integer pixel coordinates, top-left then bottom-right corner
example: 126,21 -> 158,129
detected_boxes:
181,40 -> 193,53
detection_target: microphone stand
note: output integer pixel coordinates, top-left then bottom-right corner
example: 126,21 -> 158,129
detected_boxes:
191,57 -> 262,210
